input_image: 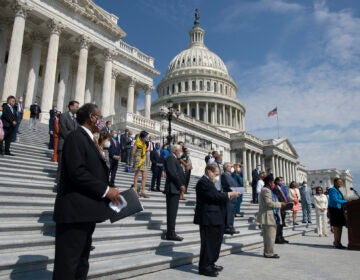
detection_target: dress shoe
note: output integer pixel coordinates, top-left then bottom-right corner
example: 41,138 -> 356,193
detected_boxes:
5,152 -> 15,156
156,188 -> 161,192
307,221 -> 312,224
231,230 -> 240,234
90,246 -> 95,251
275,240 -> 285,244
224,229 -> 234,235
199,270 -> 218,277
335,244 -> 346,249
293,222 -> 299,225
264,254 -> 280,259
282,239 -> 289,243
212,265 -> 223,272
166,234 -> 183,241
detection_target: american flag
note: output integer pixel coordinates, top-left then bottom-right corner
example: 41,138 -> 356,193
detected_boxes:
267,107 -> 277,117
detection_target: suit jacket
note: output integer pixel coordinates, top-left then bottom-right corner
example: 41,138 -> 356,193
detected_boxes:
150,149 -> 165,171
108,138 -> 121,162
53,127 -> 115,223
164,153 -> 185,194
194,175 -> 228,226
1,103 -> 18,128
29,104 -> 41,119
120,133 -> 131,149
257,186 -> 282,226
220,171 -> 238,193
58,111 -> 78,151
251,169 -> 260,187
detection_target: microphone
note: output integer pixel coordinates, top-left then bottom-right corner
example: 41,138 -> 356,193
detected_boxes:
350,187 -> 360,198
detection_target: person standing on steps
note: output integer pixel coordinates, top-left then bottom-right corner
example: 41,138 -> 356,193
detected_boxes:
164,144 -> 186,241
53,103 -> 121,279
1,96 -> 18,156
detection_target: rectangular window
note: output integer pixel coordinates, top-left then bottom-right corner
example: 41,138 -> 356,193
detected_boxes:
199,81 -> 204,91
192,81 -> 196,90
185,81 -> 189,91
178,82 -> 182,93
207,81 -> 211,91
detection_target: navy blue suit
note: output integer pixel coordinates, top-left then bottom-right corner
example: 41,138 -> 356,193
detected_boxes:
150,149 -> 165,191
108,138 -> 121,186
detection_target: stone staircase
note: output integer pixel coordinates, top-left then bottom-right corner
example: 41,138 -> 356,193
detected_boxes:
0,120 -> 316,279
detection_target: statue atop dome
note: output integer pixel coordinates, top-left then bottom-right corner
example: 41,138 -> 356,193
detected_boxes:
194,9 -> 200,26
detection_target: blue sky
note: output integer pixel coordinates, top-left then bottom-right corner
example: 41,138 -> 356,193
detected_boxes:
94,0 -> 360,188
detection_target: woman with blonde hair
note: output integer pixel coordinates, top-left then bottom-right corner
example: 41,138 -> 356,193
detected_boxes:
132,131 -> 149,198
288,181 -> 300,225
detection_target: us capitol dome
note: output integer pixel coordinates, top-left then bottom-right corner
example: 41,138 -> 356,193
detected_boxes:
152,14 -> 246,133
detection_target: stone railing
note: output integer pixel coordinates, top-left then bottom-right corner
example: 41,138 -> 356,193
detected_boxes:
117,40 -> 154,67
233,131 -> 263,146
178,114 -> 231,138
105,112 -> 160,131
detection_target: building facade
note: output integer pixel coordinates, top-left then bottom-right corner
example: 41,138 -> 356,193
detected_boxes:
0,0 -> 159,125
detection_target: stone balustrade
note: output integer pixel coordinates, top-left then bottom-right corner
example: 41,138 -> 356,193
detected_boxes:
118,40 -> 154,67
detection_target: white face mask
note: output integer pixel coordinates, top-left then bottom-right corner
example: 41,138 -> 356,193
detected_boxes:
213,175 -> 220,183
178,152 -> 183,159
237,167 -> 241,172
230,167 -> 235,173
104,141 -> 111,148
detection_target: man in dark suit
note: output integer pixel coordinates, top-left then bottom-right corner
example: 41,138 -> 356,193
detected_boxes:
164,144 -> 186,241
53,103 -> 121,280
29,101 -> 41,130
0,96 -> 18,156
274,177 -> 289,244
120,129 -> 130,163
150,142 -> 165,192
194,164 -> 239,277
102,120 -> 112,133
221,162 -> 240,235
55,100 -> 79,190
108,129 -> 121,187
251,164 -> 261,203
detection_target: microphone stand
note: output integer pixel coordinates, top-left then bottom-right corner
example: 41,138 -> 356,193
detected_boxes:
350,188 -> 360,199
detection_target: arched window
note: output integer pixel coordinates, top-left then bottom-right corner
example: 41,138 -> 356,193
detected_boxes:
178,82 -> 182,93
214,82 -> 217,92
199,81 -> 204,91
207,81 -> 211,91
185,81 -> 189,91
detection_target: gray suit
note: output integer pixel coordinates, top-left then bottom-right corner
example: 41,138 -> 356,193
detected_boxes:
258,186 -> 282,257
299,184 -> 312,222
56,111 -> 78,187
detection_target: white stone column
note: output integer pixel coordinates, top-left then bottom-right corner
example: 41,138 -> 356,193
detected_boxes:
24,32 -> 42,108
57,50 -> 72,112
196,102 -> 199,120
242,113 -> 245,131
0,19 -> 10,96
84,59 -> 96,104
178,103 -> 181,113
1,3 -> 29,102
271,156 -> 275,175
257,154 -> 261,169
126,76 -> 135,114
101,50 -> 113,117
110,70 -> 118,115
248,151 -> 252,183
235,109 -> 238,129
229,106 -> 233,127
214,103 -> 218,124
187,102 -> 190,116
74,36 -> 90,106
133,91 -> 138,113
144,85 -> 152,119
242,149 -> 248,185
205,102 -> 208,122
222,104 -> 226,125
275,156 -> 279,177
40,20 -> 62,123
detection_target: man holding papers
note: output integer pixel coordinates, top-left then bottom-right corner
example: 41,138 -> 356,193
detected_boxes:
53,103 -> 120,280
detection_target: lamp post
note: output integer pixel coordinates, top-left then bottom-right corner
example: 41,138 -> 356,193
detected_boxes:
160,100 -> 181,146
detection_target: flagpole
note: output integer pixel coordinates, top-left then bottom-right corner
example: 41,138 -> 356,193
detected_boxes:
276,108 -> 280,139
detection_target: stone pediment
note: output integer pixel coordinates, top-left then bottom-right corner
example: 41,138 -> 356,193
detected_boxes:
61,0 -> 126,38
275,139 -> 298,157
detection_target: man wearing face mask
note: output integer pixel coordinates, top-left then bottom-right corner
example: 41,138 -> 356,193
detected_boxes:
150,142 -> 165,192
164,144 -> 186,241
194,164 -> 240,277
252,164 -> 262,203
221,163 -> 240,235
53,103 -> 121,279
55,101 -> 80,191
108,130 -> 121,187
1,95 -> 18,156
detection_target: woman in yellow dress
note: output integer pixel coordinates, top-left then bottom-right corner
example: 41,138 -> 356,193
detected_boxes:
132,131 -> 149,198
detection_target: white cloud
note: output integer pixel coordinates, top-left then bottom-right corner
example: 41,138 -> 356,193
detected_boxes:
232,1 -> 360,182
